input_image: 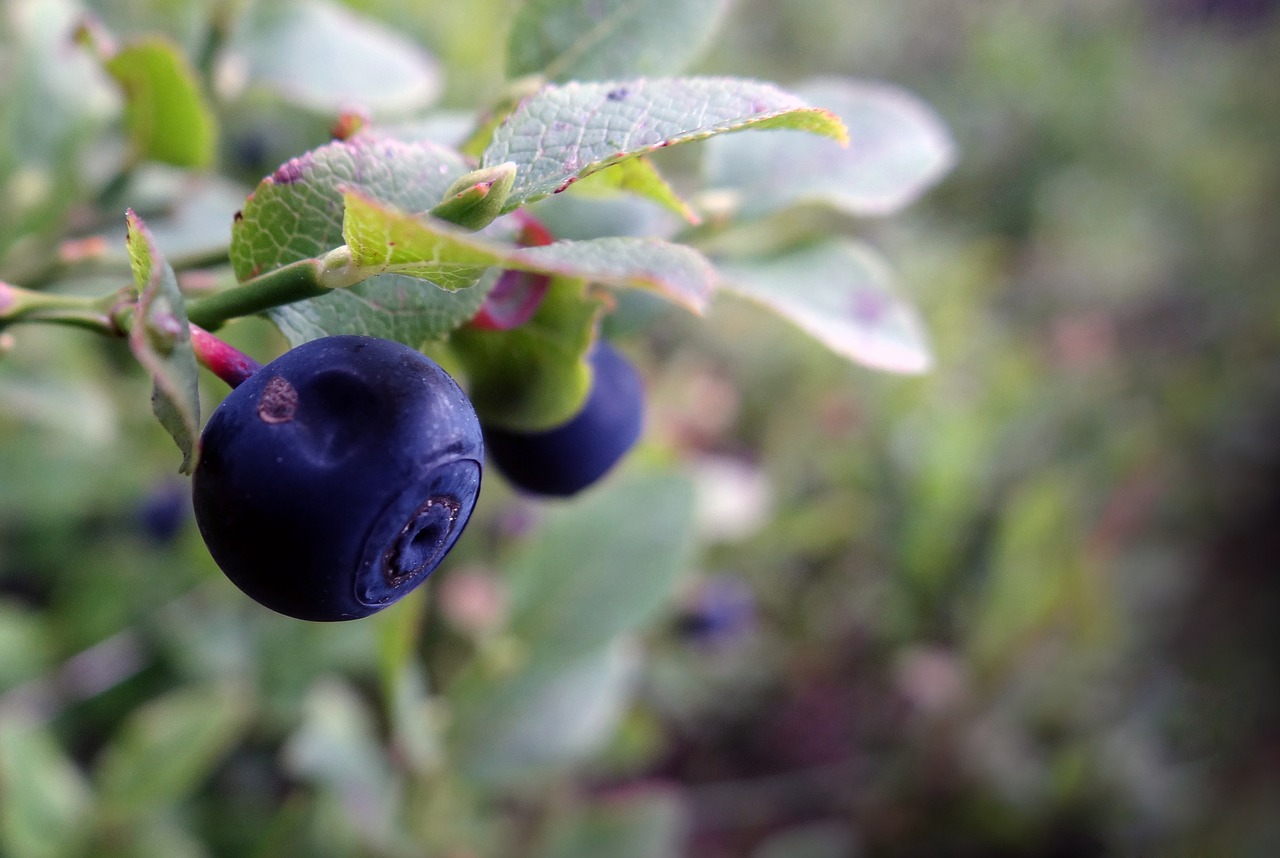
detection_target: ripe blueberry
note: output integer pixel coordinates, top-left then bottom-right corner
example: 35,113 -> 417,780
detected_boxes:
192,336 -> 483,621
483,341 -> 643,497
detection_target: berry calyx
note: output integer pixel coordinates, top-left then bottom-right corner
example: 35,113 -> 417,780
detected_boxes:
192,335 -> 483,621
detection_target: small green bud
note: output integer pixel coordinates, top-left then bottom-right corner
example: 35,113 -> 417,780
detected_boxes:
430,162 -> 518,231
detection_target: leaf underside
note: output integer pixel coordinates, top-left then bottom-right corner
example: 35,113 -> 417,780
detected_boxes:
716,239 -> 934,374
506,0 -> 731,83
704,77 -> 957,217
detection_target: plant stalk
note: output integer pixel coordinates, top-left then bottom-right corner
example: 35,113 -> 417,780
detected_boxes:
0,281 -> 125,335
184,257 -> 330,330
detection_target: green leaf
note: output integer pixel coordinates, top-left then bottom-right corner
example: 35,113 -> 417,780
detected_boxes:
342,189 -> 717,312
507,473 -> 697,663
537,789 -> 685,858
341,189 -> 506,292
94,682 -> 251,818
753,822 -> 858,858
233,0 -> 442,115
704,77 -> 956,217
716,240 -> 933,374
966,470 -> 1110,670
0,0 -> 117,270
104,36 -> 216,169
94,812 -> 210,858
97,170 -> 251,266
124,210 -> 201,473
0,601 -> 52,689
507,0 -> 731,82
228,136 -> 488,346
231,138 -> 468,279
570,156 -> 698,223
0,718 -> 93,858
482,77 -> 849,211
448,642 -> 639,785
281,680 -> 401,846
518,237 -> 716,311
447,278 -> 604,431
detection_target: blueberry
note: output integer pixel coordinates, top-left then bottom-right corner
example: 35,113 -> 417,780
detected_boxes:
675,575 -> 757,647
138,480 -> 191,544
192,336 -> 483,621
483,341 -> 643,497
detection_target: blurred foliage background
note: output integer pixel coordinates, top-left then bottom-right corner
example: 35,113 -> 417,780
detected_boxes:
3,0 -> 1280,855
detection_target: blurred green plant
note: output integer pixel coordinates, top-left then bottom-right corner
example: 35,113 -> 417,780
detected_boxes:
0,0 -> 961,855
5,0 -> 1278,855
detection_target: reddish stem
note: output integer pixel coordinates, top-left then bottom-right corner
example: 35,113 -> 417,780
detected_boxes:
512,209 -> 554,248
190,324 -> 261,388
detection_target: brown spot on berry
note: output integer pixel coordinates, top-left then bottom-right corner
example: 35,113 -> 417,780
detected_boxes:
257,376 -> 298,424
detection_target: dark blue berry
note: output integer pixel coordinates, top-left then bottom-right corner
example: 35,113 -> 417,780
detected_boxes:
675,576 -> 757,647
138,480 -> 191,544
483,341 -> 643,497
192,336 -> 483,621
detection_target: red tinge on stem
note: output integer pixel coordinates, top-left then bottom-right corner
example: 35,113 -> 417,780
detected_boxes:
468,211 -> 556,332
469,270 -> 553,331
190,325 -> 262,389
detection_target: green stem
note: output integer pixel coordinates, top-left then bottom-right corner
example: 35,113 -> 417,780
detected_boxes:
5,248 -> 350,337
184,257 -> 330,330
0,281 -> 125,335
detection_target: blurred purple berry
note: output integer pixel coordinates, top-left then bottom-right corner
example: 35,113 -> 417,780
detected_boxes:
138,480 -> 191,544
676,575 -> 757,647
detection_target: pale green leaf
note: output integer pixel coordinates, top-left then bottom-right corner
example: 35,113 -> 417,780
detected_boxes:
125,210 -> 201,473
0,0 -> 118,269
341,190 -> 502,291
281,680 -> 400,845
538,789 -> 686,858
569,156 -> 698,223
234,0 -> 441,115
482,77 -> 848,211
231,138 -> 468,279
704,77 -> 956,217
95,682 -> 251,817
0,601 -> 52,689
966,470 -> 1112,670
105,36 -> 216,168
448,642 -> 639,785
0,718 -> 93,858
507,0 -> 731,82
342,189 -> 716,311
97,169 -> 249,266
506,473 -> 697,663
517,236 -> 715,309
716,240 -> 933,374
228,137 -> 490,346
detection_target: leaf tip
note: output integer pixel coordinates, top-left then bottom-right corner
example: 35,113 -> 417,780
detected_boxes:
815,108 -> 851,147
